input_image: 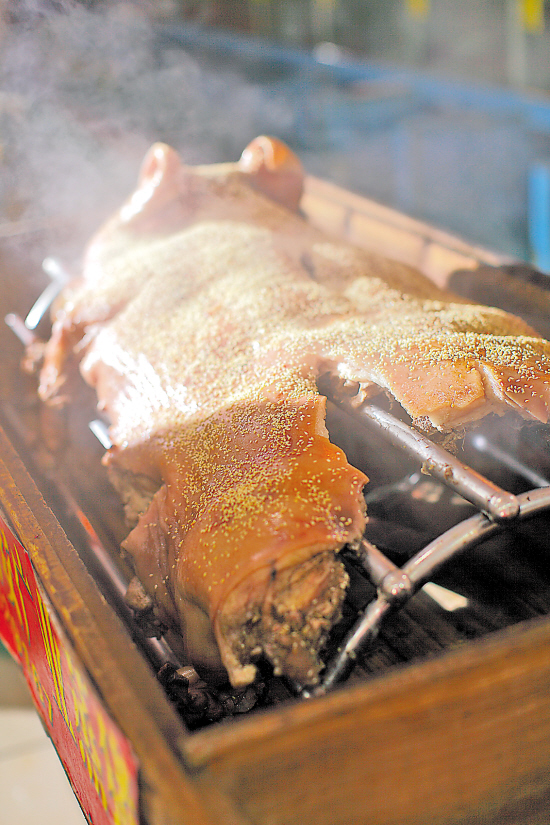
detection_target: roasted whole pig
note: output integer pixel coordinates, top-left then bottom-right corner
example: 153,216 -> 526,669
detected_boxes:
37,136 -> 550,687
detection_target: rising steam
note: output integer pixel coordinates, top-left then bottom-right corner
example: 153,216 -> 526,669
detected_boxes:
0,1 -> 295,258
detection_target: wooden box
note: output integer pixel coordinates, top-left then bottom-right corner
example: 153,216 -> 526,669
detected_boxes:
1,178 -> 550,825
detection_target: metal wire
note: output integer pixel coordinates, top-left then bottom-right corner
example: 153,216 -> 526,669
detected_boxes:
470,433 -> 550,488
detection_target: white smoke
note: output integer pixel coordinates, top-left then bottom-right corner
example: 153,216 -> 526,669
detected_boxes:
0,1 -> 295,259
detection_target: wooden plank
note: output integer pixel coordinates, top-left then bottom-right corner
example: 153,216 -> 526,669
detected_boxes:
346,209 -> 427,270
185,617 -> 550,825
0,423 -> 242,825
302,175 -> 508,288
2,178 -> 550,825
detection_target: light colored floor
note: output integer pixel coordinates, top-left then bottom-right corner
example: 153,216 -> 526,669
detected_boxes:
0,653 -> 88,825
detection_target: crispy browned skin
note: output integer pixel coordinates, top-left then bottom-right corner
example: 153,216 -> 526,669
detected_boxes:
38,136 -> 550,685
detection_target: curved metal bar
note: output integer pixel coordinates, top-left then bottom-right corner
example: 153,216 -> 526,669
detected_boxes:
402,513 -> 496,587
304,598 -> 393,696
311,486 -> 550,696
515,486 -> 550,517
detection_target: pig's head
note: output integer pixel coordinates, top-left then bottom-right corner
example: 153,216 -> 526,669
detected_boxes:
95,135 -> 304,246
237,134 -> 304,212
41,137 -> 305,402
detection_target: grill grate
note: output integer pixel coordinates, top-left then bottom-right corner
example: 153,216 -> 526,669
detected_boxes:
5,258 -> 550,726
309,375 -> 550,694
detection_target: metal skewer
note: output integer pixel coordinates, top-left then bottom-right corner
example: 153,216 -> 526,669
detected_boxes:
24,257 -> 71,330
321,377 -> 520,522
310,486 -> 550,696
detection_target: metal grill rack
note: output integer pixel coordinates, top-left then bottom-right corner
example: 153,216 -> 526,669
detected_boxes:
309,377 -> 550,696
6,257 -> 550,723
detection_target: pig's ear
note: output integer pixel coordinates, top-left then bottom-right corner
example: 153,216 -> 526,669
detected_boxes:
120,143 -> 183,223
238,136 -> 304,212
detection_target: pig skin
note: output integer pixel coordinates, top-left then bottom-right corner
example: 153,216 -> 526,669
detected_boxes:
38,136 -> 550,686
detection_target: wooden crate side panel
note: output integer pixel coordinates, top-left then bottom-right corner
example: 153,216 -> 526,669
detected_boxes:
187,619 -> 550,825
0,424 -> 236,825
301,176 -> 506,288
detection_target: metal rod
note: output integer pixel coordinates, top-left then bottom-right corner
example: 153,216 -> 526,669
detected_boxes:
24,257 -> 71,331
328,393 -> 520,521
52,475 -> 182,671
515,485 -> 550,517
470,433 -> 550,488
89,419 -> 113,450
42,256 -> 71,282
5,313 -> 40,347
305,598 -> 392,696
25,282 -> 63,330
357,536 -> 402,587
402,512 -> 496,587
311,486 -> 550,695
